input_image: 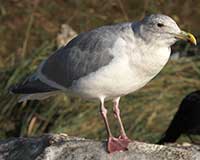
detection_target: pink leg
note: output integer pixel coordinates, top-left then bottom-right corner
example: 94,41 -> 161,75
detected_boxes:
113,97 -> 131,146
100,97 -> 130,153
100,97 -> 112,138
113,97 -> 127,138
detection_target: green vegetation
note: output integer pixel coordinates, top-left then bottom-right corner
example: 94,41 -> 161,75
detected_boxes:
0,0 -> 199,143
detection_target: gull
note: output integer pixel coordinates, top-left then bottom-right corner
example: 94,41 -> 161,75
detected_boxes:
10,14 -> 197,153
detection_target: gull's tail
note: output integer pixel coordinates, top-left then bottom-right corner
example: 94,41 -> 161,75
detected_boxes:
9,73 -> 59,102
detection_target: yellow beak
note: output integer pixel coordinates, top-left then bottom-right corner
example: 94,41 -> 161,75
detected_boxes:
175,31 -> 197,45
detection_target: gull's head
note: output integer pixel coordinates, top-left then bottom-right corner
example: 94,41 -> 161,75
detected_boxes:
138,14 -> 196,46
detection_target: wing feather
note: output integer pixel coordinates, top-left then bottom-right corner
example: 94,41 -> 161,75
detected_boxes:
39,24 -> 129,88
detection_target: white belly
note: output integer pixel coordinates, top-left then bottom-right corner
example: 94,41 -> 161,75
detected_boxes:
70,46 -> 170,100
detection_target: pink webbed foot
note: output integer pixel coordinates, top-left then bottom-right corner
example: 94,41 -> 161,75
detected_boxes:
117,135 -> 131,148
107,136 -> 131,153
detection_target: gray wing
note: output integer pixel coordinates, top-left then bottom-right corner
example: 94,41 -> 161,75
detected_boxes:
40,23 -> 130,88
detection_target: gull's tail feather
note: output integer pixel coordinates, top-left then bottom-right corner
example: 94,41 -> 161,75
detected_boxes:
9,73 -> 59,102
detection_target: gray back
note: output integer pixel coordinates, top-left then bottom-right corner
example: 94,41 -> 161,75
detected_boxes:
41,23 -> 131,88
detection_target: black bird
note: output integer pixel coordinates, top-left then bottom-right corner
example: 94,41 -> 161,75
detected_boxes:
158,90 -> 200,144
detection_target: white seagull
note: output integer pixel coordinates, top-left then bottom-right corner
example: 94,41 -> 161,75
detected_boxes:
10,14 -> 197,153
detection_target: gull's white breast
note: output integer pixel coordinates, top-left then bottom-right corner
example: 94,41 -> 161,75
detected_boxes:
70,37 -> 171,100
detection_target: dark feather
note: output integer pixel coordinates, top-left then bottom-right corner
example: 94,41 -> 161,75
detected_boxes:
9,75 -> 58,94
158,90 -> 200,144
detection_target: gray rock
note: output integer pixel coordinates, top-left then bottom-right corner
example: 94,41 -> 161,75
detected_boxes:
0,134 -> 200,160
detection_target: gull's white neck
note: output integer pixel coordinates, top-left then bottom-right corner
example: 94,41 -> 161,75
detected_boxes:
128,34 -> 171,80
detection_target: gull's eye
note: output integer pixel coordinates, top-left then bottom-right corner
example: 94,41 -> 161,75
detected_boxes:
157,23 -> 164,27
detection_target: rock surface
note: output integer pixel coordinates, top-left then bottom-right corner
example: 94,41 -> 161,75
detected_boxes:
0,134 -> 200,160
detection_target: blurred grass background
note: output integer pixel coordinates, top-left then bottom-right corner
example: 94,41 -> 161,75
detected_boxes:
0,0 -> 200,143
